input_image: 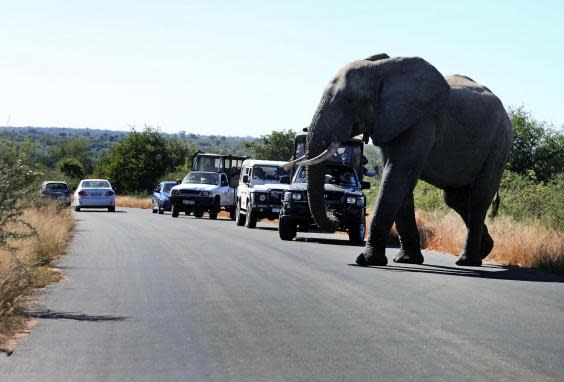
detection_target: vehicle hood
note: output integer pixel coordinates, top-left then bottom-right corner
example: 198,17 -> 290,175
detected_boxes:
252,184 -> 290,192
288,183 -> 362,195
173,183 -> 219,192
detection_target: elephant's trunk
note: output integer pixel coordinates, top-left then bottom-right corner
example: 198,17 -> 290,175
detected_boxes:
305,96 -> 351,233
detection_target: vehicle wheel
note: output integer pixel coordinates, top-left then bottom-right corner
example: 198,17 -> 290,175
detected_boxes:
108,206 -> 115,212
349,219 -> 366,245
235,201 -> 246,226
279,216 -> 296,241
229,207 -> 236,221
184,211 -> 190,216
171,205 -> 179,218
158,208 -> 164,215
209,210 -> 218,220
209,197 -> 220,220
74,206 -> 81,212
244,204 -> 257,229
194,209 -> 204,218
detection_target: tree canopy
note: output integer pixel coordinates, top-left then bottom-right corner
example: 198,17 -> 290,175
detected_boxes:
244,129 -> 296,161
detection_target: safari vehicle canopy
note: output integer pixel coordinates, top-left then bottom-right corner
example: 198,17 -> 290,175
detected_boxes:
291,131 -> 367,181
191,152 -> 249,187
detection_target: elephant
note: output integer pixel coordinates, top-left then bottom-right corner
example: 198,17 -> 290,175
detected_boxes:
294,54 -> 512,267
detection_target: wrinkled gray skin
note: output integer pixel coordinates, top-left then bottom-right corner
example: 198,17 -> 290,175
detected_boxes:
306,54 -> 513,266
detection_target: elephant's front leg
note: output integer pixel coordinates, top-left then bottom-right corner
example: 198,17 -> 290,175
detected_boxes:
393,192 -> 424,264
356,123 -> 435,266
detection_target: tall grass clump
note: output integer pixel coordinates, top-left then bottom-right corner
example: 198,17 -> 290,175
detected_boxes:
115,195 -> 152,209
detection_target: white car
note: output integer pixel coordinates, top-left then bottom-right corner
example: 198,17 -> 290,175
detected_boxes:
74,179 -> 116,212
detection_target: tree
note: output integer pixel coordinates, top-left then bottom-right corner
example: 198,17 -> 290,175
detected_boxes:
56,157 -> 85,180
244,129 -> 296,161
507,107 -> 564,181
95,127 -> 189,193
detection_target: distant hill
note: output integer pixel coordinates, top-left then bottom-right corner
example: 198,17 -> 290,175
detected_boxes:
0,126 -> 254,168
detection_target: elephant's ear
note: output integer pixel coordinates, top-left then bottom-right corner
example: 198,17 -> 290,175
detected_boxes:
369,57 -> 449,144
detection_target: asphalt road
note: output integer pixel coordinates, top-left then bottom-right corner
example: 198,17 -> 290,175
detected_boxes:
1,208 -> 563,381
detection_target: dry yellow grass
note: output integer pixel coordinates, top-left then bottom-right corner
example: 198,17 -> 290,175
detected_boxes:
399,210 -> 564,274
115,196 -> 152,209
0,203 -> 75,347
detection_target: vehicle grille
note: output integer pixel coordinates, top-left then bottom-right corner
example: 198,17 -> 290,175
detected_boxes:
324,191 -> 343,201
179,189 -> 200,195
269,190 -> 284,204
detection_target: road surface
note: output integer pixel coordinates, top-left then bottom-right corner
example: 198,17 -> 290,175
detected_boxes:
1,208 -> 563,381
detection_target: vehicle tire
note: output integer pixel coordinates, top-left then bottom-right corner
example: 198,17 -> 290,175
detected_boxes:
184,211 -> 190,216
209,197 -> 220,220
74,206 -> 81,212
279,216 -> 296,241
235,201 -> 246,226
108,206 -> 115,212
244,204 -> 257,229
209,210 -> 218,220
229,207 -> 236,221
158,208 -> 164,215
171,205 -> 179,218
194,209 -> 204,218
349,219 -> 366,245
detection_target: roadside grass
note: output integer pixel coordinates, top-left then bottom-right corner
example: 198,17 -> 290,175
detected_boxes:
389,210 -> 564,274
0,203 -> 74,348
116,196 -> 152,209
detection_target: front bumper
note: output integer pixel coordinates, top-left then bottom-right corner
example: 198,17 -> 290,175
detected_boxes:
170,195 -> 215,210
249,203 -> 283,219
280,201 -> 364,229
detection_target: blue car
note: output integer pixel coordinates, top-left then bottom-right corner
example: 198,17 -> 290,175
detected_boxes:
152,181 -> 178,214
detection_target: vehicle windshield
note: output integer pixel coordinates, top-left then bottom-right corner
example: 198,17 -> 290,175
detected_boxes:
45,183 -> 69,191
185,172 -> 219,185
162,183 -> 175,192
252,165 -> 289,182
294,165 -> 358,187
82,180 -> 111,188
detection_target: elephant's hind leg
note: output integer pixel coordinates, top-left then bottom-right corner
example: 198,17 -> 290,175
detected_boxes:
393,192 -> 424,264
443,187 -> 494,265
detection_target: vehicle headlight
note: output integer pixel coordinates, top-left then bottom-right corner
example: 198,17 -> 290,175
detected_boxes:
346,196 -> 357,204
283,191 -> 291,202
356,196 -> 365,206
292,192 -> 302,201
201,191 -> 211,197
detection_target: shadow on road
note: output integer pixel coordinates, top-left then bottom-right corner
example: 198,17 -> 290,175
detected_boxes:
348,263 -> 564,283
295,237 -> 364,247
75,210 -> 127,213
28,309 -> 128,322
256,226 -> 278,232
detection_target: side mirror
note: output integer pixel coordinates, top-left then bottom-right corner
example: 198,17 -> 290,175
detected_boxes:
361,181 -> 371,190
154,188 -> 160,193
242,175 -> 249,184
279,175 -> 290,184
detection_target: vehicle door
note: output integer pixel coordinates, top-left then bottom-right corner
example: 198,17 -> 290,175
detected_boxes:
237,166 -> 248,204
219,174 -> 232,206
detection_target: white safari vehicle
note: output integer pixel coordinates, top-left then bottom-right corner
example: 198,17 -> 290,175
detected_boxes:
235,159 -> 291,228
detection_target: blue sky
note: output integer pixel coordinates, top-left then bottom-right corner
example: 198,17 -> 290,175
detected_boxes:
1,0 -> 562,136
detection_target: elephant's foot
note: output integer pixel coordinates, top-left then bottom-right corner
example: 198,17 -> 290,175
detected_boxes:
455,255 -> 482,267
393,249 -> 424,264
356,252 -> 388,267
480,234 -> 494,259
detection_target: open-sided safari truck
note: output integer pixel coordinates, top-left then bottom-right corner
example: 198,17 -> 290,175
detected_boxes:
169,152 -> 248,219
279,131 -> 371,244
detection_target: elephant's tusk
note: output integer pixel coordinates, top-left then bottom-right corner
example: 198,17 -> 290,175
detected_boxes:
281,155 -> 307,171
297,142 -> 341,167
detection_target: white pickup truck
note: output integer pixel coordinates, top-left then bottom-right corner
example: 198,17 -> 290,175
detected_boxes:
169,171 -> 236,220
235,159 -> 291,228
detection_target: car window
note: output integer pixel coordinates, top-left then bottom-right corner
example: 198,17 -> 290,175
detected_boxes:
45,183 -> 69,191
252,165 -> 289,182
185,172 -> 219,185
82,180 -> 111,188
294,166 -> 358,187
163,183 -> 175,192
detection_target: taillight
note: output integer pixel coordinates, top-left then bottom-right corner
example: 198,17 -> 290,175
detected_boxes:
78,191 -> 87,196
106,190 -> 114,196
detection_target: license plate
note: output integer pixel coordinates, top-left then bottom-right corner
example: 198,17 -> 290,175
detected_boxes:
91,193 -> 101,197
183,200 -> 195,205
327,211 -> 335,217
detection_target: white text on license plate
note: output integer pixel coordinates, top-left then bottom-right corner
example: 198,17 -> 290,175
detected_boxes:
327,211 -> 335,217
183,200 -> 195,205
272,208 -> 280,213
